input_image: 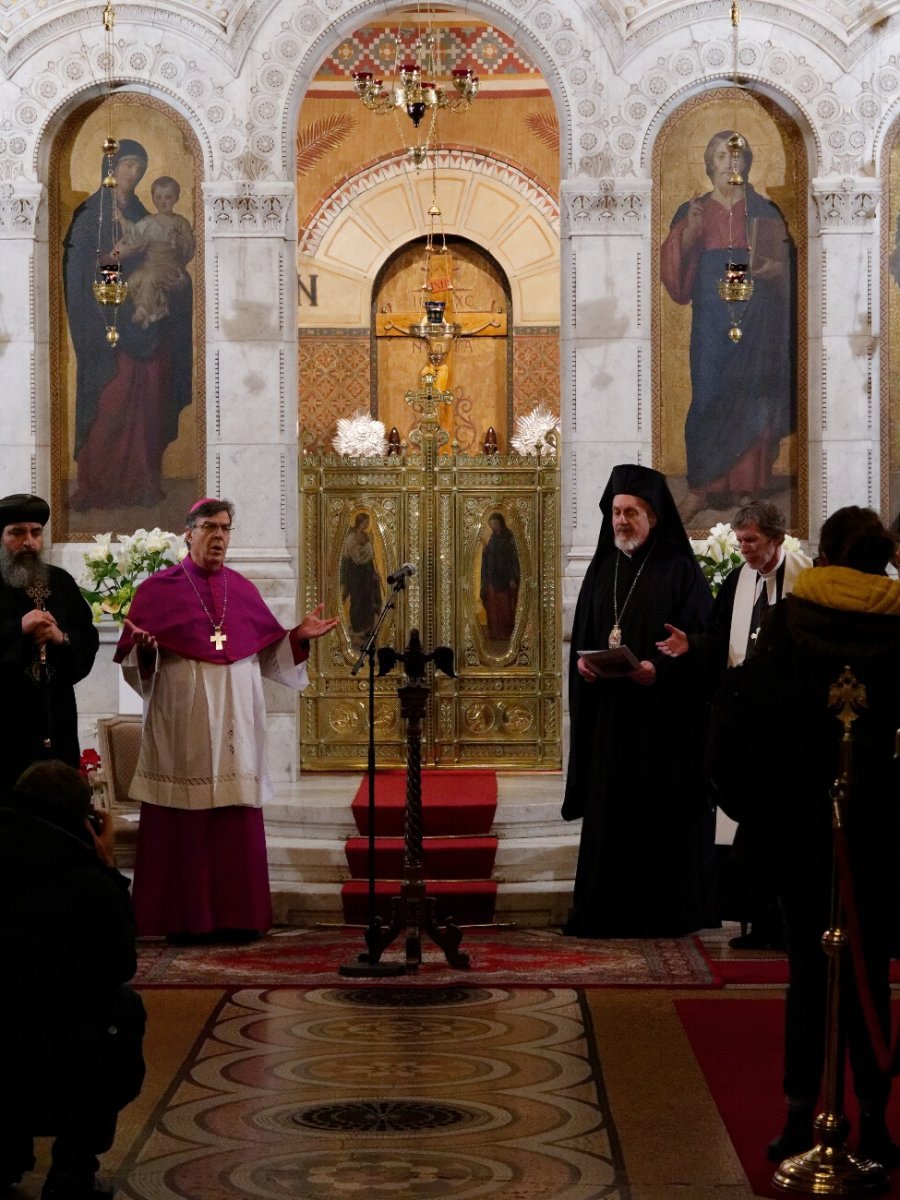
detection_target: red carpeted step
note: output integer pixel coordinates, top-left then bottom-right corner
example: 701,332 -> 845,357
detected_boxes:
345,835 -> 498,880
352,770 -> 497,837
341,879 -> 497,926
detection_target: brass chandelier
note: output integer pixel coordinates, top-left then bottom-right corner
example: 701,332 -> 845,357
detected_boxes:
352,5 -> 478,167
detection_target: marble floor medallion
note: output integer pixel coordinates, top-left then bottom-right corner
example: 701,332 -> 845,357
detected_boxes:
117,986 -> 628,1199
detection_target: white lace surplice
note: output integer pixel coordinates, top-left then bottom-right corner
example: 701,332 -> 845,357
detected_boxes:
123,635 -> 308,810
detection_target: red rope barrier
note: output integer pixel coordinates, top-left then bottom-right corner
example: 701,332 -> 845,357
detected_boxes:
833,821 -> 900,1077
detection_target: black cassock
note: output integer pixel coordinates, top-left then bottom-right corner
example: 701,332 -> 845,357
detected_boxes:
0,566 -> 99,794
564,538 -> 712,937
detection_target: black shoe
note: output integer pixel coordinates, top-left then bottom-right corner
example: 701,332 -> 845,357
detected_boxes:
767,1108 -> 815,1162
857,1112 -> 900,1169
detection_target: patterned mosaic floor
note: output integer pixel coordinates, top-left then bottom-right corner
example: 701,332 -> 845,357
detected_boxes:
114,986 -> 624,1200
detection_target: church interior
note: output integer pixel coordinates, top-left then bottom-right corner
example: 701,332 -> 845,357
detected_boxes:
4,0 -> 900,1195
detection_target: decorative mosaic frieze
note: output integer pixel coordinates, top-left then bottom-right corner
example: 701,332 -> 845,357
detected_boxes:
299,147 -> 559,257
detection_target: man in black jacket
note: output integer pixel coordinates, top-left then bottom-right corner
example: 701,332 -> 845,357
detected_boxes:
0,761 -> 145,1200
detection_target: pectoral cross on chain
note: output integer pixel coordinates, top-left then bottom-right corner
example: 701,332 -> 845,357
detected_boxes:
26,580 -> 52,678
211,627 -> 227,651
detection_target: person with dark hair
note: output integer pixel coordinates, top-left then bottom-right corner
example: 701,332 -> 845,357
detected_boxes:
114,497 -> 338,942
657,499 -> 812,947
63,139 -> 193,510
733,506 -> 900,1164
562,463 -> 713,937
661,131 -> 795,523
0,761 -> 145,1200
0,493 -> 99,794
480,512 -> 520,642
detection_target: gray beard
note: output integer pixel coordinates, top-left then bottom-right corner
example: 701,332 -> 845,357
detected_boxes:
614,532 -> 646,554
0,544 -> 48,591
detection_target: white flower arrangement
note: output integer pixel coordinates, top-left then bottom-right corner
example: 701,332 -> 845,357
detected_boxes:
510,403 -> 560,457
691,522 -> 744,597
80,527 -> 186,623
333,410 -> 388,458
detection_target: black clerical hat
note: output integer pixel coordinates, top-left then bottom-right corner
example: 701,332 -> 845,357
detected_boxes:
0,493 -> 50,530
596,464 -> 694,560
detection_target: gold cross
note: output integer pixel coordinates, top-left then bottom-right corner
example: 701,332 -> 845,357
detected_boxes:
405,372 -> 454,420
211,627 -> 227,650
26,581 -> 51,610
828,665 -> 867,735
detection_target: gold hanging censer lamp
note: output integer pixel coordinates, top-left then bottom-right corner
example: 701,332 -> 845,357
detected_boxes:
716,132 -> 754,343
716,3 -> 753,343
91,0 -> 128,348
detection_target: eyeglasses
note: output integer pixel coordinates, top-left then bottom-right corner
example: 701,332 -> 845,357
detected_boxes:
195,522 -> 233,533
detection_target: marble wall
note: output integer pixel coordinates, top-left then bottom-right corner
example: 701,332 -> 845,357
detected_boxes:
1,0 -> 896,781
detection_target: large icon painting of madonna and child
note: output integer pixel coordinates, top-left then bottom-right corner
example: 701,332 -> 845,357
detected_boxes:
51,94 -> 204,538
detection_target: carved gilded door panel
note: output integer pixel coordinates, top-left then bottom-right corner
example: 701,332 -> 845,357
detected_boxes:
300,420 -> 561,770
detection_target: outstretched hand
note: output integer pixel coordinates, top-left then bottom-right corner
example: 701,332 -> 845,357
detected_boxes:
656,623 -> 688,658
123,617 -> 158,651
295,603 -> 339,641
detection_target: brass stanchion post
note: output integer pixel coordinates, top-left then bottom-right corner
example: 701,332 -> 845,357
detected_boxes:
773,667 -> 888,1196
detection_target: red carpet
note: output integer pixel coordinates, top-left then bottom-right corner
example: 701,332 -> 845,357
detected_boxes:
709,954 -> 900,987
677,997 -> 900,1198
134,926 -> 716,987
350,769 -> 498,835
343,770 -> 499,924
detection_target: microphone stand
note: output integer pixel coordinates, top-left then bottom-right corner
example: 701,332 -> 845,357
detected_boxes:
339,575 -> 408,978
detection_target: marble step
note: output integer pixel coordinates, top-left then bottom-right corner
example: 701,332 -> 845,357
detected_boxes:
270,879 -> 573,930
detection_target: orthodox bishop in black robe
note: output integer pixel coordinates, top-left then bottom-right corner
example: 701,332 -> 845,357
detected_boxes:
563,464 -> 712,937
0,494 -> 98,794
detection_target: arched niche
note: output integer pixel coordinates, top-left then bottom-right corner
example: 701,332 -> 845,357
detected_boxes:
651,88 -> 808,534
297,151 -> 559,451
49,92 -> 206,540
373,235 -> 511,453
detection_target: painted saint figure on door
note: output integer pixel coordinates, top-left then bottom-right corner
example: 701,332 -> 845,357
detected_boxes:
340,512 -> 383,649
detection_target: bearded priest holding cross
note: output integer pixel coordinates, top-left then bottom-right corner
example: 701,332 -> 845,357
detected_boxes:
115,497 -> 338,942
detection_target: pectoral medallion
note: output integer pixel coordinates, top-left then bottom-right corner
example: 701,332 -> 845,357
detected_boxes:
608,624 -> 622,649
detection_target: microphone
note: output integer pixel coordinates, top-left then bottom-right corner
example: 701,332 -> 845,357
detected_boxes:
387,563 -> 416,585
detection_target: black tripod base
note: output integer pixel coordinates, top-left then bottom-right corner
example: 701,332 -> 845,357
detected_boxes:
338,957 -> 407,978
339,918 -> 408,977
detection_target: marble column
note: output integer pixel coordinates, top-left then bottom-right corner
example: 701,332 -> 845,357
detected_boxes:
560,176 -> 653,627
0,182 -> 46,498
202,179 -> 303,785
809,175 -> 881,535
